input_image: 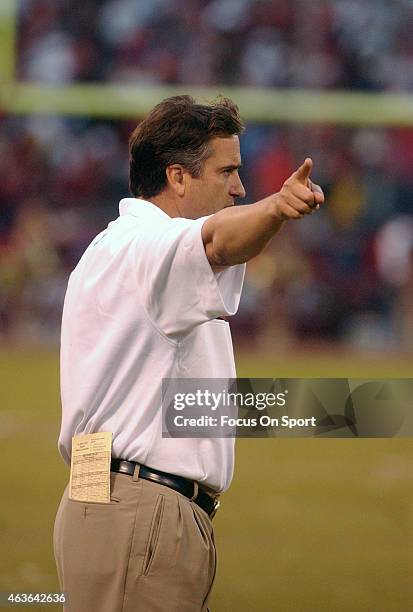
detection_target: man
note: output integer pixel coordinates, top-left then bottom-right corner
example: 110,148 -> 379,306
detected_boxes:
53,95 -> 324,612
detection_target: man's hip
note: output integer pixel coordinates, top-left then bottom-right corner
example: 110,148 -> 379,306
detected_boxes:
53,470 -> 216,612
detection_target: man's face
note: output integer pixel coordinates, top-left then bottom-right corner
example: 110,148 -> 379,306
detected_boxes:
181,135 -> 246,219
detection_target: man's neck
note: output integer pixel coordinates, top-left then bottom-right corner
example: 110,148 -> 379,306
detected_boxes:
138,194 -> 182,218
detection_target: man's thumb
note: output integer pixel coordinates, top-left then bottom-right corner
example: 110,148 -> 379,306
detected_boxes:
294,157 -> 313,184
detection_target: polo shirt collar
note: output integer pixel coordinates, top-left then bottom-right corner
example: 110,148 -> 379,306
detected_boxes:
119,198 -> 171,220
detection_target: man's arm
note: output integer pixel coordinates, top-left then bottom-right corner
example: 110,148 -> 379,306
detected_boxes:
202,158 -> 325,269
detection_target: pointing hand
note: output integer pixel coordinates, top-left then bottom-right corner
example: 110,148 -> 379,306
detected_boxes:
274,158 -> 325,221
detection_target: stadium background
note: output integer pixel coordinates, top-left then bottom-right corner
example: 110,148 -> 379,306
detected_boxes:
1,0 -> 412,610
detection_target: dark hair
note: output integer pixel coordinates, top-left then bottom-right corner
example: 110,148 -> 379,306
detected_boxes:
128,95 -> 244,198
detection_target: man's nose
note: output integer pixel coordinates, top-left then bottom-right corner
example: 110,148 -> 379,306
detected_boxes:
231,174 -> 246,199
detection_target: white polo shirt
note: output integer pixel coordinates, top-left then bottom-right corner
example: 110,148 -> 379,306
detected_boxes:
59,198 -> 245,492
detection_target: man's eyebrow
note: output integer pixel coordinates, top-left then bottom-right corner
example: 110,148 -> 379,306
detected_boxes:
219,163 -> 242,171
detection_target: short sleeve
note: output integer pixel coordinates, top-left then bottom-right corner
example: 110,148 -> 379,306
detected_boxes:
131,215 -> 245,337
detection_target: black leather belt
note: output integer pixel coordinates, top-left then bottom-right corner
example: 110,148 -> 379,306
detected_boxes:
110,459 -> 220,519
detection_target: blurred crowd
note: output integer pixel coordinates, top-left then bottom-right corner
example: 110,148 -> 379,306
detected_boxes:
1,114 -> 413,351
0,0 -> 413,351
18,0 -> 413,90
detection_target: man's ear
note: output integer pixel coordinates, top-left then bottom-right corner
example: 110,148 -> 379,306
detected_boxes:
166,164 -> 186,197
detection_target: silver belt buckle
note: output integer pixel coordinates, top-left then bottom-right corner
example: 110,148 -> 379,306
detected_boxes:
210,499 -> 220,519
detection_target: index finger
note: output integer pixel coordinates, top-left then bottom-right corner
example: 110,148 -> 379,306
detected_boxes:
294,157 -> 313,184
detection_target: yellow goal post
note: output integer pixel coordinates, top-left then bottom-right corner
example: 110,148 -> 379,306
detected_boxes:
1,0 -> 413,126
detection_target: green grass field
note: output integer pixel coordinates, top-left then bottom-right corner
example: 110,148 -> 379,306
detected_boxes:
1,348 -> 412,611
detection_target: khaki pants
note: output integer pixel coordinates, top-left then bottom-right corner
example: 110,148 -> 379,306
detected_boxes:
53,468 -> 216,611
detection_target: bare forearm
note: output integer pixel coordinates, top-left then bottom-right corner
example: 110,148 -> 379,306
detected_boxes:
202,196 -> 283,267
202,158 -> 325,269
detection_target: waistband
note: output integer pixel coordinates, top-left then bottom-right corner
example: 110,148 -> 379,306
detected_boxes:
110,459 -> 220,519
